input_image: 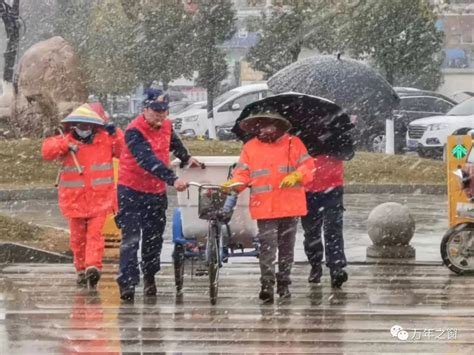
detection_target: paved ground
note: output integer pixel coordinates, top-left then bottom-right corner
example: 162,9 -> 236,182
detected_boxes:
0,193 -> 448,263
0,263 -> 472,354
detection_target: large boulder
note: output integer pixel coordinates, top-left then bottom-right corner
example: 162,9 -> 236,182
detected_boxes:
10,36 -> 87,138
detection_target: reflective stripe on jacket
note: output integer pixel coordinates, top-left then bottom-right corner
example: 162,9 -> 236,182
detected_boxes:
42,129 -> 124,218
232,133 -> 315,220
118,115 -> 172,194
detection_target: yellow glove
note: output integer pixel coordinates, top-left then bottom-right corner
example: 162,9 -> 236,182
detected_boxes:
220,179 -> 237,193
280,171 -> 304,188
220,179 -> 246,193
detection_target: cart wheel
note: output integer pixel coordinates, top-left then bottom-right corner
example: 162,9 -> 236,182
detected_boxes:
173,244 -> 185,294
207,223 -> 220,305
441,223 -> 474,274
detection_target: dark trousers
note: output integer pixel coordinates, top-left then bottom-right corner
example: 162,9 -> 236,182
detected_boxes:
116,185 -> 167,288
257,217 -> 298,285
301,187 -> 347,270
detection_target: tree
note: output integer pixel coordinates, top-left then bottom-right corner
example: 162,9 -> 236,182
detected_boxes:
192,0 -> 236,139
54,0 -> 93,56
85,0 -> 138,99
128,0 -> 196,90
344,0 -> 444,90
54,0 -> 135,102
53,0 -> 142,107
18,0 -> 56,56
246,0 -> 362,78
0,0 -> 20,86
119,0 -> 141,21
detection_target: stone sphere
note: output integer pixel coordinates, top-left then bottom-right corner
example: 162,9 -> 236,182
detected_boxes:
367,202 -> 415,246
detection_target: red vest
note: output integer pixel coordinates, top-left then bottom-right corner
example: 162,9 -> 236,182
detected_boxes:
305,155 -> 344,193
118,115 -> 172,194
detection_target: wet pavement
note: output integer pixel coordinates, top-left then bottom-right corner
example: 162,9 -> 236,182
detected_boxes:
0,193 -> 448,262
0,263 -> 473,354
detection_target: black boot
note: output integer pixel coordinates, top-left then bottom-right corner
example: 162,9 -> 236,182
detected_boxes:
277,282 -> 291,299
144,277 -> 157,297
330,268 -> 348,288
85,266 -> 101,289
259,281 -> 274,303
76,271 -> 87,287
308,264 -> 323,284
120,286 -> 135,302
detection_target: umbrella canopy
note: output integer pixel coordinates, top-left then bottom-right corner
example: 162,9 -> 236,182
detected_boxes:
268,55 -> 400,122
231,92 -> 355,160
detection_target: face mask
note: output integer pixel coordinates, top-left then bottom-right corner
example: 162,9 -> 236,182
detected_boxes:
258,133 -> 279,143
257,126 -> 283,143
74,127 -> 92,139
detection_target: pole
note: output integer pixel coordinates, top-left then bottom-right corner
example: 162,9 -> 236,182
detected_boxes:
385,118 -> 395,155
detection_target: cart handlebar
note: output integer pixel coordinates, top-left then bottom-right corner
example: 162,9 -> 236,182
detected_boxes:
186,181 -> 245,190
179,161 -> 206,169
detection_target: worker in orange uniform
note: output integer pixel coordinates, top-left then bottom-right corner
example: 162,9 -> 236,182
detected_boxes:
42,103 -> 124,288
221,111 -> 314,303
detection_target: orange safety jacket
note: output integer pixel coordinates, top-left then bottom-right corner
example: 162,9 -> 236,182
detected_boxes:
42,129 -> 124,218
232,133 -> 315,220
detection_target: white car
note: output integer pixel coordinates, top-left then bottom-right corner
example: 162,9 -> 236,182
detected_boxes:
407,97 -> 474,158
210,83 -> 272,134
170,83 -> 274,138
168,100 -> 194,116
170,101 -> 208,137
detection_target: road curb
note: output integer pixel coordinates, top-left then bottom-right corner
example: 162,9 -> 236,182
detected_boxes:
0,187 -> 58,201
0,242 -> 72,263
0,184 -> 446,202
344,184 -> 446,195
0,242 -> 444,266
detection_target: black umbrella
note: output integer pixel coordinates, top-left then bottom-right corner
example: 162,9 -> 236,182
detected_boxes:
268,55 -> 400,124
231,92 -> 355,160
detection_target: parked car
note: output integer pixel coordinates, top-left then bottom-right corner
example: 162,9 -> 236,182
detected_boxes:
216,125 -> 238,140
169,100 -> 195,116
169,101 -> 208,137
210,83 -> 273,134
367,87 -> 457,153
171,83 -> 273,138
407,97 -> 474,159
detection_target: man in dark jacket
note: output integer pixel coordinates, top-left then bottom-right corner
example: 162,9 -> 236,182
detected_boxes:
302,155 -> 348,288
116,88 -> 200,301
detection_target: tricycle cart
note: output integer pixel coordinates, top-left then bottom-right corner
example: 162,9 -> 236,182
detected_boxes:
171,156 -> 259,304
